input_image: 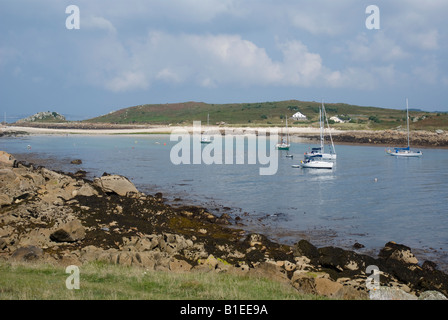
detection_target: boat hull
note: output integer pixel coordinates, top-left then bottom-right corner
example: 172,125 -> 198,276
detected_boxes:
295,160 -> 334,169
276,144 -> 290,150
386,150 -> 422,157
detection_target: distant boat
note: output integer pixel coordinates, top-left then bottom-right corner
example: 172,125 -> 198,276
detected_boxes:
386,99 -> 422,157
201,113 -> 212,144
294,155 -> 334,169
276,115 -> 290,150
304,101 -> 336,160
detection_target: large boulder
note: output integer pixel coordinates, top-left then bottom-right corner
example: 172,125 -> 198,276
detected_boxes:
379,241 -> 418,264
10,245 -> 43,261
0,151 -> 16,167
93,174 -> 139,196
50,219 -> 85,242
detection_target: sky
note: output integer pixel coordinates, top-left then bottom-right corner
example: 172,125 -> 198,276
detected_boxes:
1,0 -> 447,121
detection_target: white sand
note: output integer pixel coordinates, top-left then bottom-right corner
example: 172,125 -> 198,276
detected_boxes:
2,124 -> 341,136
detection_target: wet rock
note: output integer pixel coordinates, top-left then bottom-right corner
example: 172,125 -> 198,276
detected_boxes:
318,246 -> 376,275
70,159 -> 82,165
379,242 -> 418,264
293,239 -> 319,262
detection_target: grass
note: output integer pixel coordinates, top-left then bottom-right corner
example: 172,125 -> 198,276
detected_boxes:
0,261 -> 325,300
83,100 -> 448,131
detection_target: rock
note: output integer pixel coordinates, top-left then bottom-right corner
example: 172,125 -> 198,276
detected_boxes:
291,272 -> 317,294
0,194 -> 13,207
70,159 -> 82,165
93,174 -> 139,196
369,286 -> 417,300
0,151 -> 16,167
0,238 -> 7,250
10,245 -> 43,261
50,219 -> 85,242
379,242 -> 418,264
314,277 -> 344,298
76,183 -> 98,197
418,291 -> 448,300
293,239 -> 319,262
169,258 -> 192,272
318,246 -> 376,273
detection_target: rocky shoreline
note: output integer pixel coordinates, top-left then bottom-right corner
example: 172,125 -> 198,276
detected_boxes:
1,150 -> 447,300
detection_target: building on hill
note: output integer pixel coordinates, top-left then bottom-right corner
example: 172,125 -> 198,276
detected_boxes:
292,111 -> 307,120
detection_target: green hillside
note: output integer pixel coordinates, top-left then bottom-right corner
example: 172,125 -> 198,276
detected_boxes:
84,100 -> 446,130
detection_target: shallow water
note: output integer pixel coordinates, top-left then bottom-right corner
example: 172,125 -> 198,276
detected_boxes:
3,134 -> 448,270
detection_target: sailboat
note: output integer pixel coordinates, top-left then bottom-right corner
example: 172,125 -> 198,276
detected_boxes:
293,155 -> 334,169
201,113 -> 212,144
386,99 -> 422,157
276,115 -> 291,150
304,101 -> 336,160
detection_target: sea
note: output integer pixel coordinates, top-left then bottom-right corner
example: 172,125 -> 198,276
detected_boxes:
2,133 -> 448,271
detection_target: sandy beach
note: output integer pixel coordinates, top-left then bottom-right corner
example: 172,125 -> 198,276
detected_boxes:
3,122 -> 448,148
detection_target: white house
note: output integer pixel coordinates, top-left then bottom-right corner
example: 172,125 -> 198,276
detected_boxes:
292,112 -> 307,120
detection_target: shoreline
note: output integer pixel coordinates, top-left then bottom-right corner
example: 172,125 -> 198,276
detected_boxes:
3,123 -> 448,149
1,150 -> 448,299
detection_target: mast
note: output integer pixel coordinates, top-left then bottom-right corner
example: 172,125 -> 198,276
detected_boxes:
406,98 -> 410,148
319,107 -> 324,152
322,101 -> 335,155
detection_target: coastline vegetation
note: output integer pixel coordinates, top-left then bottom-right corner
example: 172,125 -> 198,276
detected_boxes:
83,100 -> 448,131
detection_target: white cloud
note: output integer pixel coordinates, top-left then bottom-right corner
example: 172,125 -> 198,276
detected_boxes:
83,16 -> 117,34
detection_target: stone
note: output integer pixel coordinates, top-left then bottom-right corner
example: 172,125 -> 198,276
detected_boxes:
369,286 -> 417,300
93,174 -> 139,196
76,184 -> 98,197
293,239 -> 319,261
379,242 -> 418,264
169,258 -> 192,272
50,219 -> 85,242
10,245 -> 43,261
0,194 -> 13,207
418,290 -> 448,300
314,277 -> 344,297
70,159 -> 82,164
0,151 -> 16,167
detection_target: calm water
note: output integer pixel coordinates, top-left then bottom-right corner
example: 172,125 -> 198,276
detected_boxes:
2,134 -> 448,269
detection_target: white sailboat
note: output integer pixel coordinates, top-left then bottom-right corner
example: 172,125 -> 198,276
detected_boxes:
201,113 -> 212,144
304,101 -> 336,160
386,99 -> 422,157
276,115 -> 290,150
293,155 -> 334,169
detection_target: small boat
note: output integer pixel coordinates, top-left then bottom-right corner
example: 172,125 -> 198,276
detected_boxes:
293,155 -> 334,169
276,115 -> 290,150
304,101 -> 336,160
386,98 -> 422,157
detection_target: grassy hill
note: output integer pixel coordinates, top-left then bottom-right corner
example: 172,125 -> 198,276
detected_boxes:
84,100 -> 447,131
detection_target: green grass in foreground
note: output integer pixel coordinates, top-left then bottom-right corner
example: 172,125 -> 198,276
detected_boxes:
0,261 -> 326,300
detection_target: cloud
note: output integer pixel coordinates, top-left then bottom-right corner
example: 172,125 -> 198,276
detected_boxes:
83,16 -> 117,33
80,30 -> 359,92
